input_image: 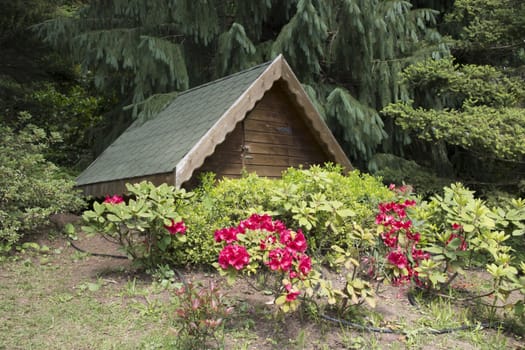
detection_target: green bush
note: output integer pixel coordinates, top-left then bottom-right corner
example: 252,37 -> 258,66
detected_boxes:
271,165 -> 394,257
82,182 -> 191,268
0,121 -> 85,254
174,173 -> 276,265
80,166 -> 392,267
178,165 -> 393,265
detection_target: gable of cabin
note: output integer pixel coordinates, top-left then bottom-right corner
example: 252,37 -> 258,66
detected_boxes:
187,80 -> 332,187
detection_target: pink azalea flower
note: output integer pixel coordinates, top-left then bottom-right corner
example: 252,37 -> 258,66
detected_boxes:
286,290 -> 300,302
381,231 -> 398,248
266,248 -> 293,272
387,250 -> 408,269
279,229 -> 292,245
451,223 -> 463,231
103,194 -> 124,204
392,220 -> 412,231
411,248 -> 430,261
297,255 -> 312,276
404,199 -> 416,207
406,231 -> 421,243
286,230 -> 308,253
165,219 -> 187,235
214,227 -> 241,243
284,283 -> 300,302
218,244 -> 250,270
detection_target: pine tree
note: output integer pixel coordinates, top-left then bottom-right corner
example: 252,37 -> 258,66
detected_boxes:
36,0 -> 446,165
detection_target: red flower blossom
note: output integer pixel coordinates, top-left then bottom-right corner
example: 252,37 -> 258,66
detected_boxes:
259,235 -> 276,250
218,244 -> 250,270
279,229 -> 292,245
404,199 -> 416,207
297,255 -> 312,276
214,227 -> 242,243
286,230 -> 307,253
165,219 -> 187,235
406,231 -> 421,243
238,213 -> 276,232
387,250 -> 408,269
411,248 -> 430,261
103,194 -> 124,204
284,283 -> 300,302
381,231 -> 398,248
392,220 -> 412,231
451,223 -> 463,231
266,248 -> 293,272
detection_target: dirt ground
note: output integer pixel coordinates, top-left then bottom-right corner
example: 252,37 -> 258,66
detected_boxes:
25,216 -> 525,350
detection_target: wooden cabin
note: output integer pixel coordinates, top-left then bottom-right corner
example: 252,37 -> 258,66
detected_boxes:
76,55 -> 352,197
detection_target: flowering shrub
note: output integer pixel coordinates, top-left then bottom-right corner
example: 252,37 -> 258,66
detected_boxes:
175,166 -> 392,266
379,183 -> 525,325
270,165 -> 394,259
82,181 -> 191,268
213,214 -> 314,312
376,199 -> 430,287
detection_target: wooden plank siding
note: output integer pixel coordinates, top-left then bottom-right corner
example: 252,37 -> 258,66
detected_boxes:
241,83 -> 329,178
188,122 -> 244,187
189,81 -> 333,185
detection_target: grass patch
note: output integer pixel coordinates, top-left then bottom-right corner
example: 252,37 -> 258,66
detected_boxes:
0,243 -> 522,350
0,255 -> 170,350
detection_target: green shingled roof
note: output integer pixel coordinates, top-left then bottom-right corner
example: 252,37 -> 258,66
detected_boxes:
76,61 -> 272,186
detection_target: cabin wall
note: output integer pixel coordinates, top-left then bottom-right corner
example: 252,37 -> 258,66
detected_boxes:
242,82 -> 329,178
189,81 -> 331,186
192,122 -> 244,179
79,172 -> 175,198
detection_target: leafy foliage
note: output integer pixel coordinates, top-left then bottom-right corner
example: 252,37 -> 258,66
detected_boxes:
35,0 -> 446,163
444,0 -> 525,67
385,104 -> 525,161
25,83 -> 104,168
82,181 -> 192,268
325,88 -> 387,160
396,57 -> 525,110
271,0 -> 328,83
382,57 -> 525,191
368,153 -> 452,197
407,184 -> 525,307
270,165 -> 394,258
172,280 -> 232,348
0,121 -> 85,254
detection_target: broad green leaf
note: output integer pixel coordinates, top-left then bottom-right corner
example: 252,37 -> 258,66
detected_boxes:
158,235 -> 171,251
93,202 -> 105,215
106,214 -> 121,222
275,295 -> 287,305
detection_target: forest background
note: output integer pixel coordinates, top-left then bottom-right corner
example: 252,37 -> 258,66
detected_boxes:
1,0 -> 524,199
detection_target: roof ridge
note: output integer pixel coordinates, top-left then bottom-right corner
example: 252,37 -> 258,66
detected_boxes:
176,60 -> 273,97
